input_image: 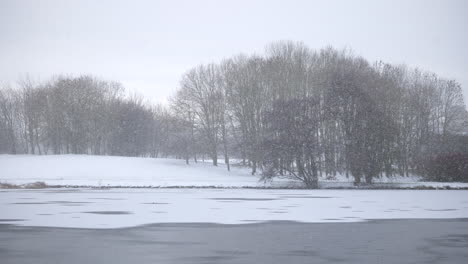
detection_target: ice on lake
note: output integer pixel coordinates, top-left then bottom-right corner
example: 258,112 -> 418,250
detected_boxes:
1,189 -> 468,228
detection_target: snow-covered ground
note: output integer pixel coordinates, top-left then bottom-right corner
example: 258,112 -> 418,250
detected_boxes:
1,154 -> 468,188
1,188 -> 467,228
0,155 -> 264,188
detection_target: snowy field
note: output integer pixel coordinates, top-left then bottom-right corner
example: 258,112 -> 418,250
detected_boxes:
1,188 -> 467,228
0,155 -> 262,188
1,155 -> 468,188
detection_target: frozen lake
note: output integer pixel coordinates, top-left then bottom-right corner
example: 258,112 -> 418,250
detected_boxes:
1,188 -> 468,228
1,188 -> 468,263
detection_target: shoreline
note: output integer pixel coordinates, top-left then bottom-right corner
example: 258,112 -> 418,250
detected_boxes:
2,183 -> 468,190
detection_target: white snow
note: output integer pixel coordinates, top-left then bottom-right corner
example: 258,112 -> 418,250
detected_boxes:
2,154 -> 468,189
1,188 -> 467,228
0,154 -> 266,188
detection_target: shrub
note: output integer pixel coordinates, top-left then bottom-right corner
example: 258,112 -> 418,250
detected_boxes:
424,153 -> 468,182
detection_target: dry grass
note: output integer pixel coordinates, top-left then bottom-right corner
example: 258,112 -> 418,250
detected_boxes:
0,182 -> 18,189
0,181 -> 48,189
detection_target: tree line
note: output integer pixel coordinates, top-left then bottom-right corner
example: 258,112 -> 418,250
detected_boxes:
1,41 -> 467,186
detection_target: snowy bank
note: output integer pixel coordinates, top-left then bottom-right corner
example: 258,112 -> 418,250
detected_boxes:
1,155 -> 468,189
0,155 -> 265,188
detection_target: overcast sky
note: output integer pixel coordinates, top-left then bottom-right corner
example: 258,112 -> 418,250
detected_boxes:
1,0 -> 467,104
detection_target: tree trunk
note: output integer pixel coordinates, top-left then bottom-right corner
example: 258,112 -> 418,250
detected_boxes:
221,121 -> 230,171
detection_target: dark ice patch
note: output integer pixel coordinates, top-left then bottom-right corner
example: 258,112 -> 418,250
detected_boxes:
282,205 -> 299,208
388,208 -> 411,212
49,201 -> 93,204
280,196 -> 334,199
83,211 -> 132,215
209,198 -> 278,201
11,201 -> 92,206
425,209 -> 457,212
89,198 -> 126,201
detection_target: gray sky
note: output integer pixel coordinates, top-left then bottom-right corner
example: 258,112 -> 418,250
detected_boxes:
1,0 -> 467,104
